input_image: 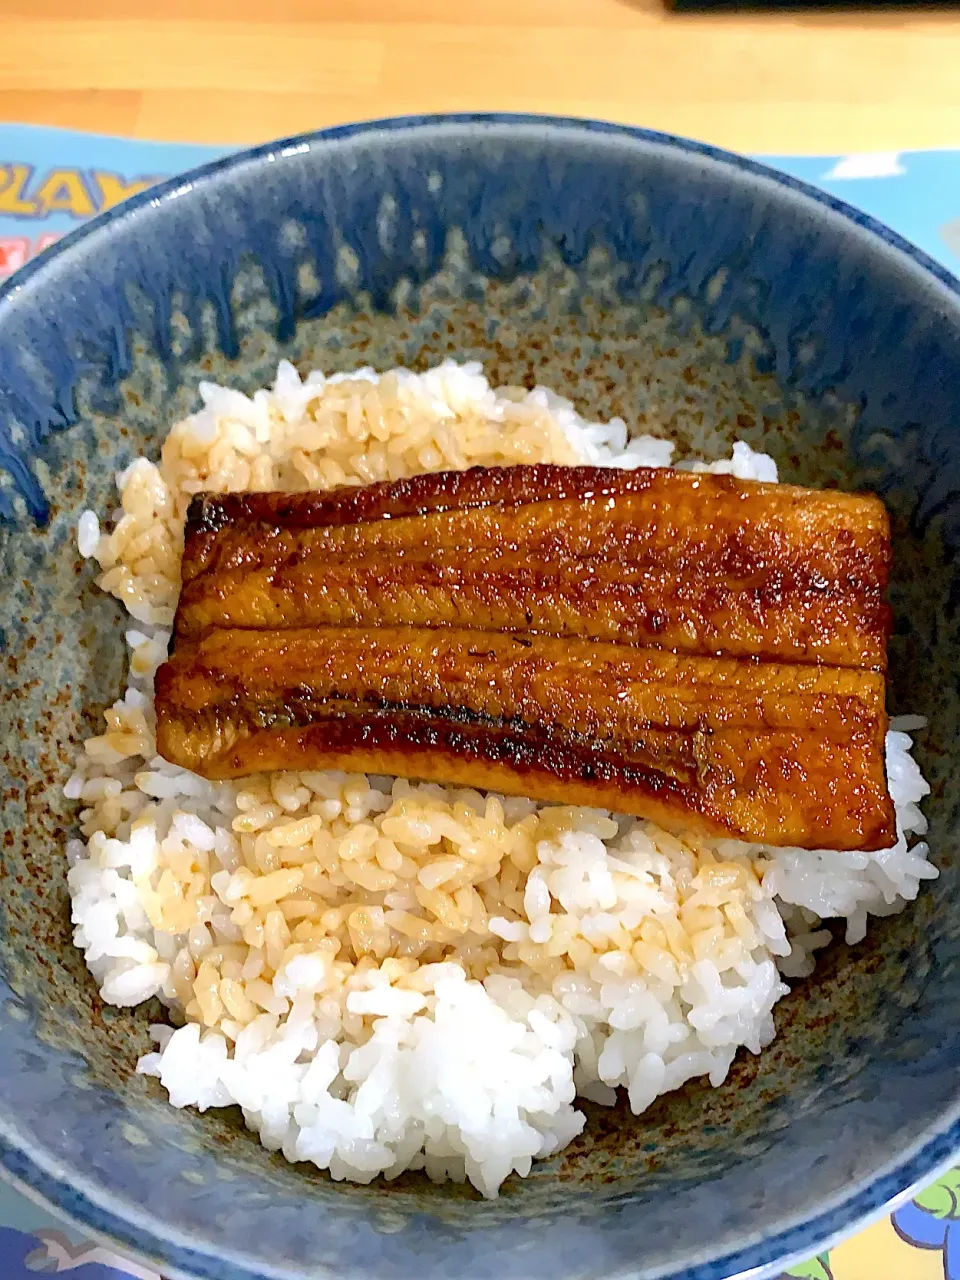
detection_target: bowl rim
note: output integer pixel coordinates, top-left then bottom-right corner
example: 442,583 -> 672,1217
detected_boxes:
1,111 -> 958,1280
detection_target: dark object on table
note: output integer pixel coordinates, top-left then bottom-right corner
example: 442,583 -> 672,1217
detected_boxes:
667,0 -> 946,9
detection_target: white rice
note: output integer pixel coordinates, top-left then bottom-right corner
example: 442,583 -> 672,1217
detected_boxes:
67,360 -> 935,1197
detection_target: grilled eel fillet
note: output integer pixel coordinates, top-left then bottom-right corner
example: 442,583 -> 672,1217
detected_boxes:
156,464 -> 895,850
156,626 -> 894,851
176,464 -> 891,670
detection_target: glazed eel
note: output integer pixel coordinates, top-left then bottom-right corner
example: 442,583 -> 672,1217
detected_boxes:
155,464 -> 895,850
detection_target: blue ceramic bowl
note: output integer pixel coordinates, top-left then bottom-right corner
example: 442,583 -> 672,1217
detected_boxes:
1,115 -> 959,1280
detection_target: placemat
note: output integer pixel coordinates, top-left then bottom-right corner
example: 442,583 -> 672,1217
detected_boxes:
0,124 -> 957,1280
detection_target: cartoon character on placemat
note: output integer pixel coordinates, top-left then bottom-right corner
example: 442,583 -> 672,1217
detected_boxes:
0,1181 -> 165,1280
890,1168 -> 960,1280
770,1169 -> 960,1280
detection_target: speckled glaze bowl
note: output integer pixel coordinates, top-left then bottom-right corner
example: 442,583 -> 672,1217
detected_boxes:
0,115 -> 958,1280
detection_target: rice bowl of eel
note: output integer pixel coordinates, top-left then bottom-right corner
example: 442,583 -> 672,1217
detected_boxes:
1,115 -> 959,1280
66,360 -> 933,1197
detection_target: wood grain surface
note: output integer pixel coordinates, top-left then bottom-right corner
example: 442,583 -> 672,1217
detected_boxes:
0,0 -> 957,153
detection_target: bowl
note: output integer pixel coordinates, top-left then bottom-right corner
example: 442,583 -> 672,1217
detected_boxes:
0,114 -> 958,1280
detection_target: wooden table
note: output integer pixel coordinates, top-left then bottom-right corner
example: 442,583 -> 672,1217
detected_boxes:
1,0 -> 958,155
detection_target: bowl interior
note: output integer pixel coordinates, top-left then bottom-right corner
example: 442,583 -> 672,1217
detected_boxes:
1,118 -> 959,1280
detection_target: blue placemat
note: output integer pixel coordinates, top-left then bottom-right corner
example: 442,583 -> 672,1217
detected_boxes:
0,124 -> 958,1280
